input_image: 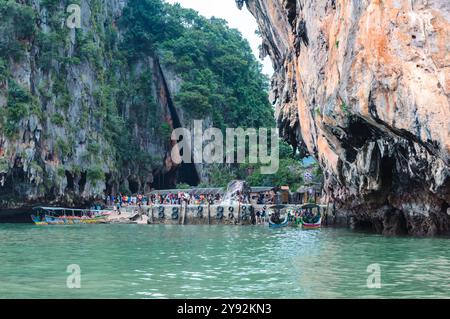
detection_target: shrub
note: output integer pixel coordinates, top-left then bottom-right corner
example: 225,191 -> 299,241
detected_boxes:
87,166 -> 105,184
56,166 -> 66,177
56,138 -> 70,158
340,101 -> 349,114
51,113 -> 65,126
0,1 -> 36,60
0,157 -> 9,173
87,142 -> 101,154
176,183 -> 191,190
0,58 -> 8,82
4,81 -> 32,137
159,123 -> 172,142
55,93 -> 71,110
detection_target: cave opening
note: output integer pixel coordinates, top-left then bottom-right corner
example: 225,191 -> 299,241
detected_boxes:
285,0 -> 297,30
347,116 -> 378,148
0,159 -> 28,200
394,211 -> 408,235
105,173 -> 114,195
442,202 -> 450,215
153,168 -> 177,190
344,147 -> 357,163
354,219 -> 377,232
128,177 -> 139,194
79,172 -> 86,193
151,162 -> 200,190
0,175 -> 13,198
178,162 -> 200,186
380,156 -> 395,191
339,116 -> 386,163
153,58 -> 200,189
65,171 -> 74,191
380,209 -> 408,235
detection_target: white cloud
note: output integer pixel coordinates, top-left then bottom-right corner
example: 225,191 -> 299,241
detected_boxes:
164,0 -> 273,77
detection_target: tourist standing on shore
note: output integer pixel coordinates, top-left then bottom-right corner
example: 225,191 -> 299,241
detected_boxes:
116,201 -> 121,215
261,206 -> 267,223
250,209 -> 256,225
256,210 -> 261,224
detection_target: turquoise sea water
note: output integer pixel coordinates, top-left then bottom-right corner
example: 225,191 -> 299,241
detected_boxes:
0,224 -> 448,299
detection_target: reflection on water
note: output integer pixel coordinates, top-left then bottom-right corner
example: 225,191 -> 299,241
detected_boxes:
0,224 -> 448,298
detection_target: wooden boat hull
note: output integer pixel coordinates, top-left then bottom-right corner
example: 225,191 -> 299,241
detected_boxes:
31,213 -> 109,225
269,217 -> 288,228
44,216 -> 65,225
31,215 -> 49,225
302,217 -> 322,230
80,217 -> 108,224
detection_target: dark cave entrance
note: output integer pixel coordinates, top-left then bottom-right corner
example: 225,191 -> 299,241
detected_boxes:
380,156 -> 395,190
65,171 -> 74,191
153,168 -> 176,190
347,117 -> 377,148
152,162 -> 199,190
79,172 -> 86,193
178,162 -> 200,186
0,159 -> 28,201
152,58 -> 200,189
128,177 -> 139,194
354,219 -> 377,232
0,175 -> 14,198
105,173 -> 114,195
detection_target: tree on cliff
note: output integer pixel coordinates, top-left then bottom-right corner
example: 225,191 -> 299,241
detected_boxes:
120,0 -> 274,131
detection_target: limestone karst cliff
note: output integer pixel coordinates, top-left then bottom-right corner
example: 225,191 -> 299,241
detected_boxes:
0,0 -> 274,209
239,0 -> 450,235
0,0 -> 198,207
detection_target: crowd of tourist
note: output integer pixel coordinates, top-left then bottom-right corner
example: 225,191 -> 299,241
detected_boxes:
105,190 -> 275,208
106,192 -> 224,208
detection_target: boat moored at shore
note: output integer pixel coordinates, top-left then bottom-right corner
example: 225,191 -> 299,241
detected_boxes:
298,203 -> 323,230
31,207 -> 111,225
29,202 -> 327,229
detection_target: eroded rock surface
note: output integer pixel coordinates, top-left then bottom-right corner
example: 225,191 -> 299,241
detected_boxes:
0,0 -> 193,208
240,0 -> 450,235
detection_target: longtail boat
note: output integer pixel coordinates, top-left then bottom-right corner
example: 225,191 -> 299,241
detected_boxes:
31,207 -> 111,225
266,204 -> 290,229
299,203 -> 322,230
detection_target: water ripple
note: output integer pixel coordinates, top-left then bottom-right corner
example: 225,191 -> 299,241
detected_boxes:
0,224 -> 448,298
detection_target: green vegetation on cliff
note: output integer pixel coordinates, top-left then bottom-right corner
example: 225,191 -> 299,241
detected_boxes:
118,0 -> 308,189
203,140 -> 312,190
0,0 -> 36,60
0,0 -> 307,199
120,0 -> 274,130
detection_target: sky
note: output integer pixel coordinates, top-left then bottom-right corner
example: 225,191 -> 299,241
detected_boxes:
164,0 -> 274,76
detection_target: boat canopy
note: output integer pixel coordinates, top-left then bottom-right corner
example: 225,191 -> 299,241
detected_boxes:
32,207 -> 103,216
32,207 -> 87,212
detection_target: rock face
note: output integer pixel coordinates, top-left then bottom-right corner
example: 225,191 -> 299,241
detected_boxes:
0,0 -> 197,208
240,0 -> 450,235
